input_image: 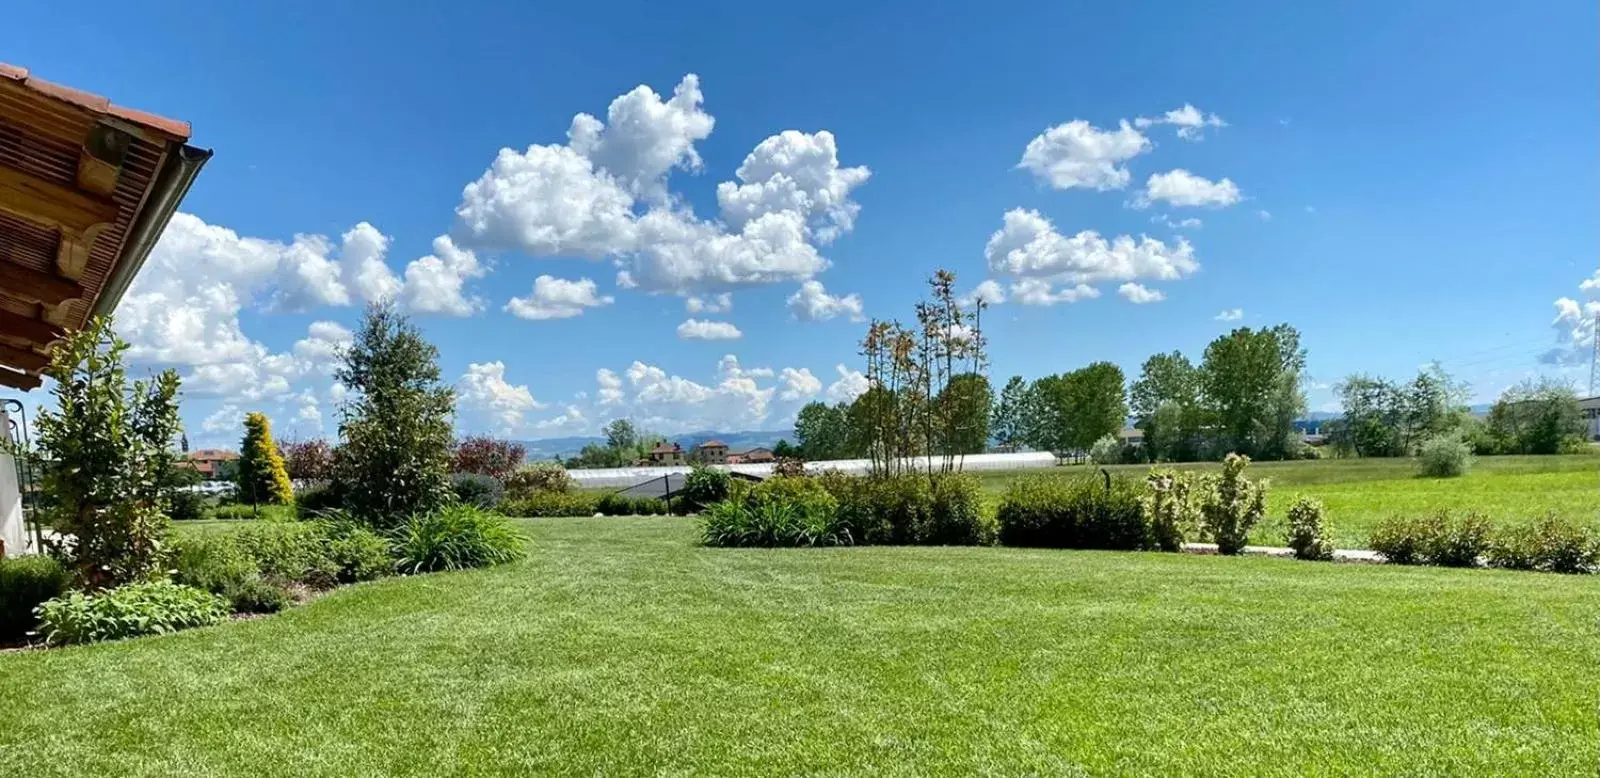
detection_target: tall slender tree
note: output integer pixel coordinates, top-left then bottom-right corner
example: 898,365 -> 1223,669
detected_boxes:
237,412 -> 293,506
334,301 -> 455,526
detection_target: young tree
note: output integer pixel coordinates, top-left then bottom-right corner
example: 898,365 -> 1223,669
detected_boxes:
237,412 -> 294,506
991,375 -> 1036,450
1200,324 -> 1306,459
1130,352 -> 1204,462
334,301 -> 456,526
34,316 -> 183,588
280,438 -> 334,482
936,372 -> 993,455
451,436 -> 527,480
1487,378 -> 1586,454
604,418 -> 639,452
771,439 -> 799,459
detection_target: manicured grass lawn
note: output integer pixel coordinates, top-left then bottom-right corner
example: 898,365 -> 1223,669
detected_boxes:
4,517 -> 1598,776
979,454 -> 1600,548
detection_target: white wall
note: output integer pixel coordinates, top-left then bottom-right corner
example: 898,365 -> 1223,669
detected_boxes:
0,407 -> 23,556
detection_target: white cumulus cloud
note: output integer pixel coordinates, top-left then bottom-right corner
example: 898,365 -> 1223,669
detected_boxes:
1018,120 -> 1150,191
676,319 -> 743,341
1135,104 -> 1227,141
505,275 -> 614,320
787,280 -> 865,322
777,367 -> 822,402
825,364 -> 870,403
1215,308 -> 1244,322
458,361 -> 546,435
1118,282 -> 1165,304
983,209 -> 1198,301
1135,169 -> 1242,209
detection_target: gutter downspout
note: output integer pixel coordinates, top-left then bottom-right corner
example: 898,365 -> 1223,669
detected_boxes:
89,143 -> 211,319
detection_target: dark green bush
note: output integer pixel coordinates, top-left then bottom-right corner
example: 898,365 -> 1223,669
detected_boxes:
225,577 -> 291,614
173,533 -> 259,598
295,482 -> 348,519
595,493 -> 669,516
34,581 -> 228,646
1425,510 -> 1492,567
1487,514 -> 1600,574
0,555 -> 70,642
1369,511 -> 1490,567
394,505 -> 529,573
680,465 -> 731,509
231,522 -> 341,589
814,472 -> 993,546
500,491 -> 601,517
168,490 -> 207,521
451,473 -> 504,509
322,520 -> 395,582
996,474 -> 1148,550
700,496 -> 850,547
1368,515 -> 1431,565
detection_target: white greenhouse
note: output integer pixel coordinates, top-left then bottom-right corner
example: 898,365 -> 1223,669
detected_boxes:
567,451 -> 1059,490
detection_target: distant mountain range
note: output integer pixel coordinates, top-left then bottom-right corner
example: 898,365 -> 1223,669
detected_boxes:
517,429 -> 792,462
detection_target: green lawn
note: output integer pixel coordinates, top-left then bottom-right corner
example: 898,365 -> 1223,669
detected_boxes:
979,454 -> 1600,548
3,517 -> 1598,776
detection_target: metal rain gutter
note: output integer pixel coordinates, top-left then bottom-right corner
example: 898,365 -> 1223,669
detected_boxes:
89,143 -> 212,320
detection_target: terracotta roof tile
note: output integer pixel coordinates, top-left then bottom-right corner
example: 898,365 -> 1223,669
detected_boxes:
0,63 -> 190,141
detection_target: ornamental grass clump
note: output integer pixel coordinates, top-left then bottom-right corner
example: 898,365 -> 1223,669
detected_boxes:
393,505 -> 528,573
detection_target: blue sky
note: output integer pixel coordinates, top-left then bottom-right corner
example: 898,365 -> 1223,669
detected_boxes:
4,1 -> 1596,445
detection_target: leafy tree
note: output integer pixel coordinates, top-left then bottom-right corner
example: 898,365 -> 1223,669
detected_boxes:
604,419 -> 639,452
1200,324 -> 1306,459
794,401 -> 851,460
1333,366 -> 1469,457
991,375 -> 1036,450
772,439 -> 799,459
1130,352 -> 1204,462
1486,378 -> 1586,454
237,412 -> 293,506
451,436 -> 527,480
34,316 -> 183,589
280,438 -> 334,482
936,372 -> 993,454
334,301 -> 456,526
1032,362 -> 1127,453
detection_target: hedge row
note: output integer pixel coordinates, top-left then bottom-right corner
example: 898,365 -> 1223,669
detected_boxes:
701,472 -> 992,548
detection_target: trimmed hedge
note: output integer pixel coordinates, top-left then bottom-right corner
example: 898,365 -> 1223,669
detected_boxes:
1369,511 -> 1491,567
816,471 -> 993,546
501,491 -> 669,517
1487,514 -> 1600,574
0,555 -> 70,643
995,474 -> 1148,550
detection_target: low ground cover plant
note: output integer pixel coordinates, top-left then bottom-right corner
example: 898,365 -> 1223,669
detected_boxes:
34,581 -> 228,646
393,505 -> 528,573
0,555 -> 70,643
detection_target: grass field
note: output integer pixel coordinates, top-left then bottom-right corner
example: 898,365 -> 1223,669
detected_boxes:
3,517 -> 1598,776
978,454 -> 1600,548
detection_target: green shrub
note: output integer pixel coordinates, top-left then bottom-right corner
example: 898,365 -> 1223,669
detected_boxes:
595,494 -> 668,516
814,472 -> 993,546
923,474 -> 993,545
322,520 -> 395,582
1487,514 -> 1600,574
996,474 -> 1148,550
1089,435 -> 1121,465
1201,453 -> 1269,555
394,506 -> 528,573
680,465 -> 732,509
0,555 -> 70,642
173,533 -> 259,598
451,473 -> 504,509
168,490 -> 207,521
1417,434 -> 1473,478
1426,511 -> 1492,567
1285,496 -> 1334,561
225,577 -> 290,614
1140,469 -> 1202,552
295,482 -> 348,519
504,463 -> 574,496
231,522 -> 340,589
34,581 -> 228,646
1368,515 -> 1431,565
500,491 -> 601,517
212,503 -> 295,522
700,498 -> 851,548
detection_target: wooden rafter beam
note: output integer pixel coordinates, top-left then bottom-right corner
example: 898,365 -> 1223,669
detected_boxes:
0,341 -> 47,371
0,367 -> 41,390
76,124 -> 131,197
0,164 -> 119,281
0,307 -> 63,344
0,259 -> 83,305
